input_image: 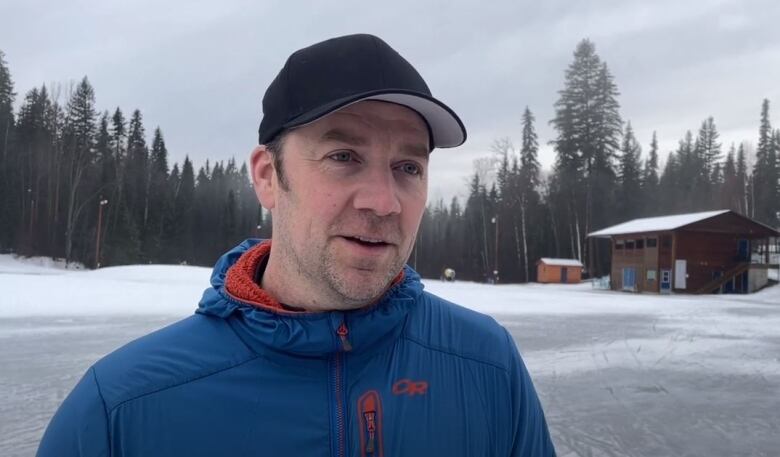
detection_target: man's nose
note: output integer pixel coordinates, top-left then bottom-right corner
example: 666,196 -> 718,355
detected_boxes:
352,167 -> 402,217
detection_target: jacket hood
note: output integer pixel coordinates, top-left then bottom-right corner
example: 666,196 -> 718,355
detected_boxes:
197,239 -> 425,359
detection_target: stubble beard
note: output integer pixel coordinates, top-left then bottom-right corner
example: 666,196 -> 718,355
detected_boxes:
321,241 -> 406,308
277,222 -> 409,310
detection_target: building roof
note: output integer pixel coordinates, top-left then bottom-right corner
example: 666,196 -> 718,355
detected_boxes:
587,210 -> 730,237
538,258 -> 584,267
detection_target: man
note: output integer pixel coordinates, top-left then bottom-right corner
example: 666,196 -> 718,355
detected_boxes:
38,34 -> 555,456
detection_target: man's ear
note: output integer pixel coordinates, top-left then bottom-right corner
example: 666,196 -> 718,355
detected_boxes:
250,145 -> 276,210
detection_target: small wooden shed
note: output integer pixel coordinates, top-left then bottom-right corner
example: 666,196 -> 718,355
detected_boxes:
588,209 -> 779,294
536,258 -> 583,284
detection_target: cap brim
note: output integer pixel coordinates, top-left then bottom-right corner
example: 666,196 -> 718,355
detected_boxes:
283,89 -> 467,149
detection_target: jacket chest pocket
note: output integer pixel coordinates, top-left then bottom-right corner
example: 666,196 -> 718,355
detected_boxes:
352,388 -> 491,457
357,391 -> 383,457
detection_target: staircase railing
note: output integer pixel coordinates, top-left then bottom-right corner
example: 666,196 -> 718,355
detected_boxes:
695,262 -> 750,294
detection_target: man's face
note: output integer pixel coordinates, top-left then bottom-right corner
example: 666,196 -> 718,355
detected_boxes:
267,100 -> 429,309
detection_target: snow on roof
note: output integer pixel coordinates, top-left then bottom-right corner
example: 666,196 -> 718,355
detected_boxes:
588,210 -> 730,237
539,258 -> 584,267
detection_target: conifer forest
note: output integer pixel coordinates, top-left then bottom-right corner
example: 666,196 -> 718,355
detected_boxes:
1,40 -> 778,282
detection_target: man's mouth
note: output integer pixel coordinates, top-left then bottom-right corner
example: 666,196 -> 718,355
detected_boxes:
341,235 -> 392,248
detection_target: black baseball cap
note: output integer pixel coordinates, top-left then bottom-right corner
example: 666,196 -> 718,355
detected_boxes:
258,34 -> 467,149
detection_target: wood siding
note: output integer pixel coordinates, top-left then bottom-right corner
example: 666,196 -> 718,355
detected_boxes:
537,264 -> 582,283
673,231 -> 745,292
610,234 -> 663,292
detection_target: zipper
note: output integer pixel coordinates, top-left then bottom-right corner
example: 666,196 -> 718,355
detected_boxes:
364,411 -> 376,453
358,391 -> 383,457
331,318 -> 350,457
337,321 -> 352,352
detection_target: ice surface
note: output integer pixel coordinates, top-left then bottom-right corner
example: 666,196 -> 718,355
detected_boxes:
1,255 -> 779,456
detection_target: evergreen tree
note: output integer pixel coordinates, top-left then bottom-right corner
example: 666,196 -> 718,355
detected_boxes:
145,127 -> 170,261
675,130 -> 697,211
96,112 -> 114,184
697,117 -> 722,177
0,51 -> 15,245
736,143 -> 748,214
693,117 -> 721,208
168,156 -> 196,263
658,152 -> 679,213
124,109 -> 149,256
752,100 -> 779,225
642,131 -> 660,214
517,106 -> 541,281
720,144 -> 740,212
40,86 -> 63,255
463,172 -> 490,280
12,87 -> 51,252
61,77 -> 98,264
550,39 -> 622,273
520,107 -> 540,188
618,121 -> 642,220
108,108 -> 127,231
238,162 -> 261,241
0,50 -> 14,161
93,112 -> 115,265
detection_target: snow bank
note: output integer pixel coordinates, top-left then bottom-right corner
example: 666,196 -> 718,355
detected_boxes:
0,255 -> 210,317
1,254 -> 778,324
0,254 -> 85,273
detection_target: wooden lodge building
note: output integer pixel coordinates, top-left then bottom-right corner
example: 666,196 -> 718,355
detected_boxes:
588,210 -> 779,294
536,258 -> 583,284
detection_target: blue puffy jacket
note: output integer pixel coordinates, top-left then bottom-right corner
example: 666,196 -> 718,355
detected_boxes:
37,239 -> 555,456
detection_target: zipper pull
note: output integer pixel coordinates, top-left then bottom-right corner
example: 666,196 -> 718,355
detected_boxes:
337,321 -> 352,352
364,411 -> 376,453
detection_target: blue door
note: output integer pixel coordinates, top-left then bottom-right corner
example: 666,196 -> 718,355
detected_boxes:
561,267 -> 568,283
622,268 -> 636,291
660,269 -> 671,293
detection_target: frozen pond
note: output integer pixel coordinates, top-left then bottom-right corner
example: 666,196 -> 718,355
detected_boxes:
1,309 -> 778,457
506,312 -> 780,457
0,315 -> 180,457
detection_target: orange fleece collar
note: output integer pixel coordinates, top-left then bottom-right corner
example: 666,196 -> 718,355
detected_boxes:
224,240 -> 405,313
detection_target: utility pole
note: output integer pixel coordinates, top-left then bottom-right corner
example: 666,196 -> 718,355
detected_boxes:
27,188 -> 34,238
492,215 -> 499,283
95,198 -> 109,268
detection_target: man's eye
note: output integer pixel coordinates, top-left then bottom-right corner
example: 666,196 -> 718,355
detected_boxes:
400,162 -> 422,176
329,151 -> 353,162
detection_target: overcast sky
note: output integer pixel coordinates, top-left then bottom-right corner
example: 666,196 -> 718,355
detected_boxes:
2,0 -> 779,204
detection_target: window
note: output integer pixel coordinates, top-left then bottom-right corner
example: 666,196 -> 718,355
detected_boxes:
626,240 -> 635,250
647,270 -> 657,281
646,238 -> 657,248
661,235 -> 671,248
636,239 -> 645,249
616,240 -> 624,250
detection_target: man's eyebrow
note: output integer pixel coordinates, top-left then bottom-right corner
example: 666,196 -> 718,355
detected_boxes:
320,129 -> 369,146
400,143 -> 430,160
320,128 -> 429,158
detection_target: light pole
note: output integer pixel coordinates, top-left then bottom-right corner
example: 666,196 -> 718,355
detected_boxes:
27,188 -> 34,237
491,215 -> 499,283
95,198 -> 108,269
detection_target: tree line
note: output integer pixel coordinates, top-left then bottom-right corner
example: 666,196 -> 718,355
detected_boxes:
0,50 -> 267,267
1,41 -> 778,281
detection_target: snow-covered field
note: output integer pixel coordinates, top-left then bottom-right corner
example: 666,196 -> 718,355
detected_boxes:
1,254 -> 779,456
